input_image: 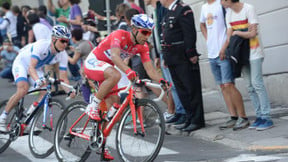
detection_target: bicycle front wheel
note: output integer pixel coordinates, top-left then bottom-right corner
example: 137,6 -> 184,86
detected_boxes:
28,98 -> 64,158
54,101 -> 91,162
116,99 -> 165,162
0,100 -> 15,153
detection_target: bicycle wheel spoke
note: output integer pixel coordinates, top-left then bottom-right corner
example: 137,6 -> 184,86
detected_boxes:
116,99 -> 165,162
29,99 -> 64,158
54,101 -> 91,162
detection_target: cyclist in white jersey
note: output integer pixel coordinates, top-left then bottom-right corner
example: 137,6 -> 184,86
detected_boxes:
0,25 -> 75,132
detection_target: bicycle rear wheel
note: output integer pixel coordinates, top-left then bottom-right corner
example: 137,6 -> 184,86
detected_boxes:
0,100 -> 17,153
28,98 -> 64,158
116,99 -> 165,162
54,101 -> 91,162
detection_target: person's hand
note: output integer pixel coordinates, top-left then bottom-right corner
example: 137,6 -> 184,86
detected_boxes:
57,16 -> 68,23
125,68 -> 137,81
219,49 -> 226,60
232,30 -> 239,36
190,56 -> 198,64
159,78 -> 171,91
154,58 -> 160,69
68,90 -> 76,99
34,77 -> 46,89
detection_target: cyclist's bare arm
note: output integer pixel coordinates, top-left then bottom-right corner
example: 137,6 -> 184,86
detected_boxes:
143,61 -> 162,82
110,47 -> 131,73
28,58 -> 40,81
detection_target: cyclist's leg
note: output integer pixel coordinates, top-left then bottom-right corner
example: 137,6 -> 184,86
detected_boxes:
84,54 -> 121,120
3,63 -> 30,114
0,64 -> 29,131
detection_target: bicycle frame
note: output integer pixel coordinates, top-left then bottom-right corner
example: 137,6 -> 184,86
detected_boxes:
8,76 -> 75,136
69,79 -> 165,140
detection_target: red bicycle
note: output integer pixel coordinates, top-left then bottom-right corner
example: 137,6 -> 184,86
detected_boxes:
54,79 -> 166,161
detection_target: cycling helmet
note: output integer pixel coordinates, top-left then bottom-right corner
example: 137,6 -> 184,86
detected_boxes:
131,14 -> 154,30
52,25 -> 71,39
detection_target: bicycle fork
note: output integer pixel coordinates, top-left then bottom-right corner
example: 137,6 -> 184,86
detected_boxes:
130,99 -> 145,136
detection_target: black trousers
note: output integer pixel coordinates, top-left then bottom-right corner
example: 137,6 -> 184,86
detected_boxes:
168,62 -> 205,126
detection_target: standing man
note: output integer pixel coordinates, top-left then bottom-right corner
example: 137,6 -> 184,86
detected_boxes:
222,0 -> 273,131
0,2 -> 20,47
200,0 -> 249,130
160,0 -> 205,132
145,0 -> 186,124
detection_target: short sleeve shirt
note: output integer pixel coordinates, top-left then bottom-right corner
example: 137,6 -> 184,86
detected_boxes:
15,39 -> 68,70
200,0 -> 227,59
55,7 -> 70,27
92,30 -> 151,65
226,3 -> 263,60
69,4 -> 82,30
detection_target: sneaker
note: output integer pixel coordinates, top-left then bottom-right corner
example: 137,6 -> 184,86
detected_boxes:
248,117 -> 262,129
0,117 -> 8,132
163,112 -> 174,122
85,104 -> 101,121
97,147 -> 114,161
173,115 -> 186,126
256,119 -> 274,131
219,119 -> 237,130
233,118 -> 249,131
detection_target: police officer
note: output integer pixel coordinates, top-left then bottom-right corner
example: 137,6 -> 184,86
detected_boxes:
160,0 -> 205,132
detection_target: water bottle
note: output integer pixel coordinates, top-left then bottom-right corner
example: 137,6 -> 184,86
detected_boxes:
106,103 -> 119,121
26,101 -> 38,116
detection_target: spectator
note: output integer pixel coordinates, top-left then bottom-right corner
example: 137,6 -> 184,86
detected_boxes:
68,28 -> 95,76
145,0 -> 186,124
160,0 -> 205,132
11,5 -> 25,48
69,28 -> 95,101
0,2 -> 20,47
26,11 -> 52,41
0,10 -> 7,45
114,3 -> 130,31
38,5 -> 54,27
20,5 -> 32,45
47,0 -> 71,27
38,5 -> 53,29
200,0 -> 248,130
222,0 -> 273,131
126,0 -> 144,14
82,14 -> 100,46
0,39 -> 19,81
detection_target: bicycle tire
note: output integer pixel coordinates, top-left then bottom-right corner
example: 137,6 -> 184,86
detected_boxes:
54,101 -> 91,162
28,98 -> 64,158
0,100 -> 17,153
116,98 -> 165,162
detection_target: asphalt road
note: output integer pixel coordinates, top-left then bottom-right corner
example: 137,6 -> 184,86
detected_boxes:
1,78 -> 288,162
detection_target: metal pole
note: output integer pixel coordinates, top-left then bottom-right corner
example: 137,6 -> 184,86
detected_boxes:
105,0 -> 111,34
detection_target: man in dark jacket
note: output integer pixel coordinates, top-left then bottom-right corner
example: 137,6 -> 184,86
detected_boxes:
160,0 -> 205,132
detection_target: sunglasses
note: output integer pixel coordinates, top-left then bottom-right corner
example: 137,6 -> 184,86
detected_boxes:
138,29 -> 152,36
59,39 -> 69,44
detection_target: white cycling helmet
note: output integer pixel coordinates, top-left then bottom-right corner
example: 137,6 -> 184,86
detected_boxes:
131,14 -> 154,30
52,25 -> 71,39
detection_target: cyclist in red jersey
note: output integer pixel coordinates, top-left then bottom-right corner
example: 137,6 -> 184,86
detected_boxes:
83,14 -> 170,160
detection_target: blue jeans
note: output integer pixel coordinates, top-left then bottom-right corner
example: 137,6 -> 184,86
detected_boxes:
0,67 -> 13,79
160,54 -> 186,115
242,58 -> 271,120
209,57 -> 234,85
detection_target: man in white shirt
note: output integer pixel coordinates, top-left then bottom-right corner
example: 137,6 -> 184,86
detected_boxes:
200,0 -> 248,131
221,0 -> 273,131
0,2 -> 20,47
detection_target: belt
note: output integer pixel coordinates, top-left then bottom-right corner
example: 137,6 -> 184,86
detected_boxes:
161,41 -> 184,49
